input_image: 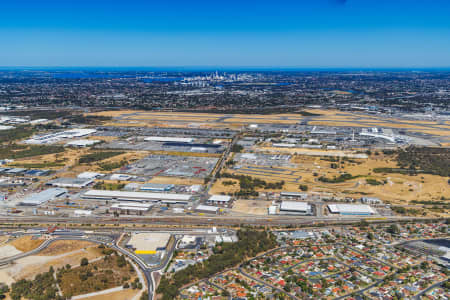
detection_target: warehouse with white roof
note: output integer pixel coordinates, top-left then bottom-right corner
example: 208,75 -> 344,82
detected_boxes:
66,139 -> 100,147
110,202 -> 153,214
47,177 -> 94,188
327,204 -> 376,216
207,195 -> 232,206
195,204 -> 220,214
144,136 -> 194,143
82,190 -> 193,204
279,201 -> 312,215
20,188 -> 67,206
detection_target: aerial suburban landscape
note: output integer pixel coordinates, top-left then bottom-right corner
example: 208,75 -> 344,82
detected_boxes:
0,69 -> 448,299
0,0 -> 449,299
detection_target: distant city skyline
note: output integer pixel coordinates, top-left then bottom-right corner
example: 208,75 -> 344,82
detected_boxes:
1,0 -> 450,67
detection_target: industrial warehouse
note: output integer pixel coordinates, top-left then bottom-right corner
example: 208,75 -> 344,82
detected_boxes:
81,189 -> 193,204
279,201 -> 312,215
110,202 -> 153,214
20,188 -> 67,206
327,204 -> 377,216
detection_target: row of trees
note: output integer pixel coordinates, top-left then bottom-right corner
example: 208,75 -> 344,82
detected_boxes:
220,172 -> 285,190
396,146 -> 450,177
318,173 -> 356,183
10,267 -> 64,300
0,144 -> 64,160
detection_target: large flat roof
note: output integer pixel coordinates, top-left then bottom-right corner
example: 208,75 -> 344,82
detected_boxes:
140,183 -> 174,190
47,177 -> 93,187
111,203 -> 152,211
144,136 -> 194,143
328,204 -> 376,214
21,188 -> 67,205
82,190 -> 192,201
208,195 -> 231,202
280,201 -> 311,212
281,192 -> 308,197
195,204 -> 219,212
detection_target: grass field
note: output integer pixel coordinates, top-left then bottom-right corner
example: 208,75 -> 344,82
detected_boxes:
59,253 -> 136,297
38,240 -> 96,256
9,236 -> 44,252
219,150 -> 449,217
83,288 -> 140,300
288,153 -> 449,213
210,178 -> 240,194
148,176 -> 204,185
8,148 -> 90,170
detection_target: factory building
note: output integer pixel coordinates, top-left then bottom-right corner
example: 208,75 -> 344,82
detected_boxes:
279,201 -> 312,215
163,142 -> 221,149
65,139 -> 100,147
110,174 -> 134,181
4,168 -> 27,175
280,192 -> 308,200
144,136 -> 194,143
82,190 -> 192,204
140,183 -> 174,192
327,204 -> 376,216
24,169 -> 51,177
360,197 -> 382,204
20,188 -> 67,206
207,195 -> 232,206
110,202 -> 153,214
195,204 -> 220,214
77,172 -> 104,180
47,177 -> 94,188
74,210 -> 92,217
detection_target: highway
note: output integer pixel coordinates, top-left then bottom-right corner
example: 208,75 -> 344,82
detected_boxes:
0,215 -> 432,227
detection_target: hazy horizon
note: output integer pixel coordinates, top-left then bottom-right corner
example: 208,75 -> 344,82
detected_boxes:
1,0 -> 450,67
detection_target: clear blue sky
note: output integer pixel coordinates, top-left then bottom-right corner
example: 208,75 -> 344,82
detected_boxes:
1,0 -> 450,68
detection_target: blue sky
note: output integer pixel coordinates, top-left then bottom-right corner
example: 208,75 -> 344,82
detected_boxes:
1,0 -> 449,67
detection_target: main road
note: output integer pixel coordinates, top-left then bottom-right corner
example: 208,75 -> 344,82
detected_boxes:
0,215 -> 432,227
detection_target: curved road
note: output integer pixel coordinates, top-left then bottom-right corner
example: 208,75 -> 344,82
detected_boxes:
0,234 -> 173,300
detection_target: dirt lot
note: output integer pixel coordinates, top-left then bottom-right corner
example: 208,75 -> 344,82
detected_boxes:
210,178 -> 240,194
57,150 -> 148,177
83,288 -> 140,300
231,199 -> 272,215
38,240 -> 96,256
16,246 -> 104,281
9,148 -> 90,170
148,176 -> 204,185
9,236 -> 45,252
